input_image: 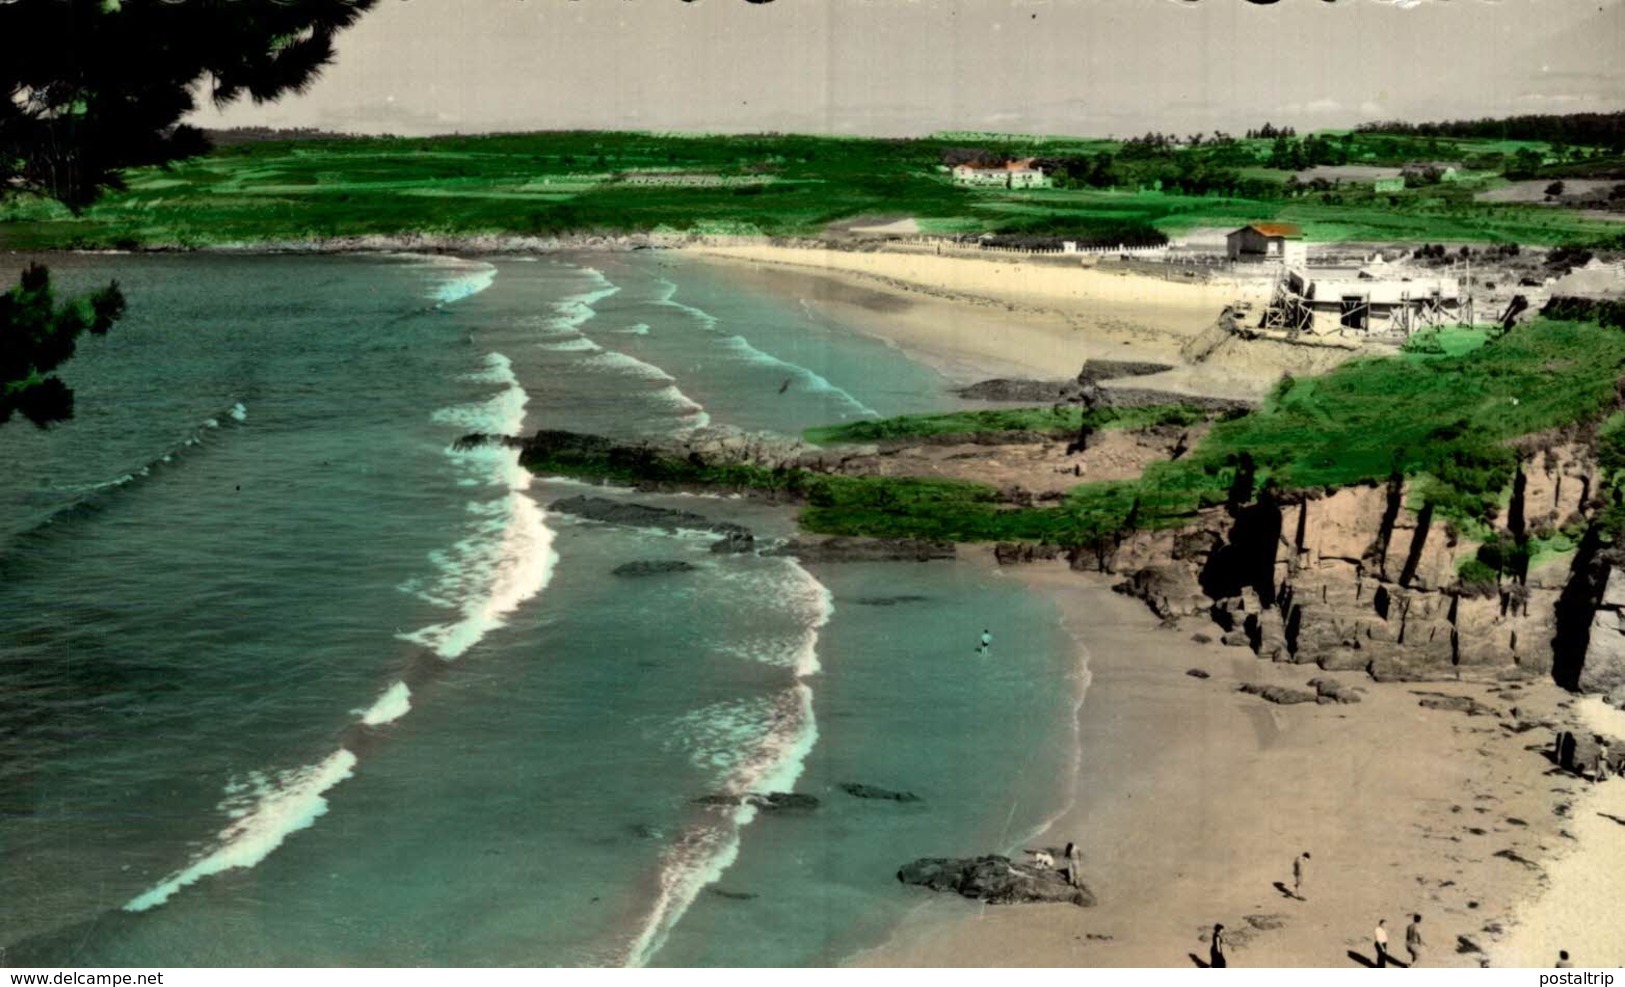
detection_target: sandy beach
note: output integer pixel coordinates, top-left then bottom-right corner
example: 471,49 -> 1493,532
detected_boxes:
684,243 -> 1347,400
853,558 -> 1592,968
672,243 -> 1623,968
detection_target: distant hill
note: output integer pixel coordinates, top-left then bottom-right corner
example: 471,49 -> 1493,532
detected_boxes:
203,127 -> 366,146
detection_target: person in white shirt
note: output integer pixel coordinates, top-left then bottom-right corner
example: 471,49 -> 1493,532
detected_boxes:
1374,918 -> 1390,968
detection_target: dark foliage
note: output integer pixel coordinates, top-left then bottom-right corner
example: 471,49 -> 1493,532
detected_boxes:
1357,112 -> 1625,151
0,0 -> 379,209
0,263 -> 124,428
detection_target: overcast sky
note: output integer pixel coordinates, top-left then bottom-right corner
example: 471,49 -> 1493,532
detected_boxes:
194,0 -> 1625,138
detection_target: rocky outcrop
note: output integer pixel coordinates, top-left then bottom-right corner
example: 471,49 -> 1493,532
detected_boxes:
994,542 -> 1064,565
550,496 -> 755,552
696,792 -> 819,812
1307,677 -> 1362,704
1579,566 -> 1625,693
896,855 -> 1095,907
839,783 -> 922,802
1107,442 -> 1603,686
956,379 -> 1071,402
612,560 -> 698,577
1238,683 -> 1318,705
767,537 -> 955,564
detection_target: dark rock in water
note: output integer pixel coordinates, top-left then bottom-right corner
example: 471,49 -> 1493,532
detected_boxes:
897,855 -> 1095,907
1237,683 -> 1318,705
839,783 -> 922,803
612,560 -> 698,578
956,379 -> 1072,402
1186,668 -> 1211,679
853,595 -> 930,607
709,530 -> 757,555
627,823 -> 663,840
696,792 -> 819,812
453,432 -> 525,452
549,495 -> 754,550
708,888 -> 758,901
768,537 -> 955,564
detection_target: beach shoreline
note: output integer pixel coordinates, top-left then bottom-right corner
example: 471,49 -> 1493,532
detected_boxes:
677,243 -> 1346,401
651,246 -> 1624,969
844,553 -> 1593,967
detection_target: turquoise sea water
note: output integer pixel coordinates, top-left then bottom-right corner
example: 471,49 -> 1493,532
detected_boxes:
0,251 -> 1078,967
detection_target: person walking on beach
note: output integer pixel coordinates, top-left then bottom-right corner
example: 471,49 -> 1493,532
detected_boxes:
1065,842 -> 1084,889
1292,851 -> 1310,900
1556,950 -> 1573,968
1405,914 -> 1425,967
1596,740 -> 1611,783
977,629 -> 992,655
1374,918 -> 1390,967
1209,923 -> 1227,969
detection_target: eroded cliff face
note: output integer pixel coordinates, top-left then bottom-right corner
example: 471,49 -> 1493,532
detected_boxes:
1096,443 -> 1604,684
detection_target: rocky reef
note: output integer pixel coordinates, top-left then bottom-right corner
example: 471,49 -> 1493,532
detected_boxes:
897,855 -> 1095,907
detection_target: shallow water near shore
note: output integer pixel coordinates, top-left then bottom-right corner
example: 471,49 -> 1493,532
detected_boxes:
0,250 -> 1076,966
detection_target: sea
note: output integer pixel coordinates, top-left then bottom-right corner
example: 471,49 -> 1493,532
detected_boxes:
0,250 -> 1081,967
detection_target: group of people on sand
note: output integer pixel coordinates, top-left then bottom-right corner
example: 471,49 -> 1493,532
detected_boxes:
1207,852 -> 1430,968
1206,850 -> 1581,968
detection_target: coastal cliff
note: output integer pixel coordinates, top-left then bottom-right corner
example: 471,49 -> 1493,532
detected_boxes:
1099,439 -> 1619,686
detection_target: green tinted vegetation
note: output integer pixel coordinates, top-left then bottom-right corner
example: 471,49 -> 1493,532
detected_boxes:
806,317 -> 1625,542
2,128 -> 1622,250
802,403 -> 1206,445
533,318 -> 1625,548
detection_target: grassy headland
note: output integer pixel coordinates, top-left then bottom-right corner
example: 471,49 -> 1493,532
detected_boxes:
525,316 -> 1625,551
802,403 -> 1210,445
2,128 -> 1623,250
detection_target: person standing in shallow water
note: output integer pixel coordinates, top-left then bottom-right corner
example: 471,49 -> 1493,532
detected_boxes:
977,629 -> 992,655
1209,924 -> 1227,968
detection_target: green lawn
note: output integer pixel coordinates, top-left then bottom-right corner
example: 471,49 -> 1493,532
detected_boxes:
2,129 -> 1621,250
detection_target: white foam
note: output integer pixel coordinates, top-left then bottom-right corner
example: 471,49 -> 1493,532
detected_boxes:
709,562 -> 832,675
540,336 -> 603,353
124,748 -> 359,912
625,683 -> 819,968
229,403 -> 248,423
400,350 -> 560,661
581,349 -> 675,382
623,565 -> 832,967
611,323 -> 651,335
566,345 -> 711,435
428,258 -> 498,305
655,275 -> 876,419
654,278 -> 720,330
547,268 -> 621,333
355,682 -> 413,726
718,335 -> 878,419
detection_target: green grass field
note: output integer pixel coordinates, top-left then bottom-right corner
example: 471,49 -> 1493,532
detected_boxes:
814,317 -> 1625,542
2,129 -> 1621,250
523,316 -> 1625,550
802,403 -> 1210,445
